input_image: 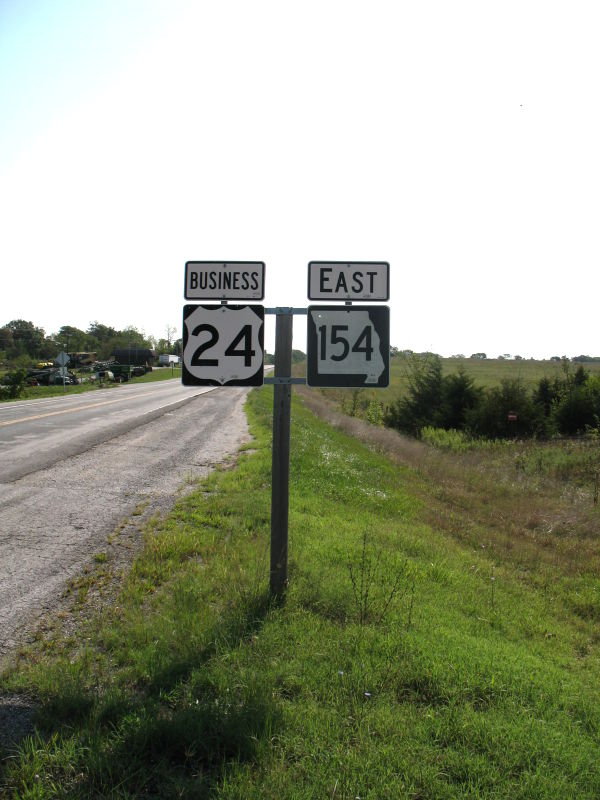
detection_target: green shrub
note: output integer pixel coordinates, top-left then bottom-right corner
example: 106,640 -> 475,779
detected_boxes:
466,378 -> 544,439
421,427 -> 472,451
0,367 -> 27,400
365,398 -> 384,426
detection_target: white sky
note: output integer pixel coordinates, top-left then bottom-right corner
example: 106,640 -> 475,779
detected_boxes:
1,0 -> 599,358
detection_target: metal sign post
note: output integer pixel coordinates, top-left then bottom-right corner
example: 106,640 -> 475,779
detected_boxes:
269,309 -> 293,596
55,351 -> 70,394
182,259 -> 390,600
263,308 -> 307,596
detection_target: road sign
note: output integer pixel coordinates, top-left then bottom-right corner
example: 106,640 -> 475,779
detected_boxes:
185,261 -> 265,300
54,351 -> 70,367
306,305 -> 390,387
308,261 -> 389,301
182,304 -> 264,386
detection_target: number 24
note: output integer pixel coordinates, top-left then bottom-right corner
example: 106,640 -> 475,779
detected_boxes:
191,324 -> 256,367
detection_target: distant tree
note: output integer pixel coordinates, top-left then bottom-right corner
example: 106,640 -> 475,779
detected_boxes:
85,322 -> 153,359
86,322 -> 119,359
466,378 -> 542,438
385,354 -> 443,435
291,350 -> 306,363
165,324 -> 177,350
534,376 -> 555,417
52,325 -> 89,352
552,386 -> 598,434
470,352 -> 487,360
87,321 -> 118,343
0,327 -> 14,354
386,357 -> 483,435
574,365 -> 589,386
3,320 -> 46,359
439,368 -> 483,430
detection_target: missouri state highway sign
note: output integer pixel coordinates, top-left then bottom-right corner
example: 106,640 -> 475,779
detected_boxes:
185,262 -> 265,300
182,304 -> 264,386
306,305 -> 390,388
308,261 -> 389,301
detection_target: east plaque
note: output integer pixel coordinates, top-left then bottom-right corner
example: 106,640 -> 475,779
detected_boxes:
308,261 -> 389,301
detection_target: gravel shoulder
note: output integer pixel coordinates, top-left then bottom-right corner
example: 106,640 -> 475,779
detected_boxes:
0,387 -> 251,664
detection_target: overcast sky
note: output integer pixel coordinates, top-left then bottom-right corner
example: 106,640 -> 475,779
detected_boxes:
1,0 -> 599,358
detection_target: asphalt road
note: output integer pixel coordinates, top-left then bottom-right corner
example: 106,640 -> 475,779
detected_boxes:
0,380 -> 252,658
0,380 -> 216,482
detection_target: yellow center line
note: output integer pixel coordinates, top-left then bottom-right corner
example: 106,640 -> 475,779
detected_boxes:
0,389 -> 166,428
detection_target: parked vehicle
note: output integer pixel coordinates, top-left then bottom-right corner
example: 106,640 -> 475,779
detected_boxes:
67,352 -> 97,367
52,372 -> 79,385
158,354 -> 181,366
112,348 -> 156,368
26,367 -> 80,386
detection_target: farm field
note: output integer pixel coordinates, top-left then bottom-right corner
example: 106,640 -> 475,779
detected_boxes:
310,355 -> 600,412
1,386 -> 599,797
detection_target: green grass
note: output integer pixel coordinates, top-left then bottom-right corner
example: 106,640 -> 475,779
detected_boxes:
133,366 -> 183,383
1,388 -> 599,797
1,367 -> 182,402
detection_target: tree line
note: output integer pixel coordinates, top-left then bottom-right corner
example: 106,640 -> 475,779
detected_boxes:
0,320 -> 182,366
385,354 -> 600,439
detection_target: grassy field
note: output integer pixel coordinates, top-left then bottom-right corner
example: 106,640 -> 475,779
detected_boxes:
1,366 -> 182,402
307,355 -> 600,413
1,386 -> 599,797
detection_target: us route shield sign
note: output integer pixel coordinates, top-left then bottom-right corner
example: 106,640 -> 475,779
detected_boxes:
306,305 -> 390,388
182,304 -> 264,386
